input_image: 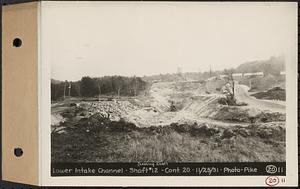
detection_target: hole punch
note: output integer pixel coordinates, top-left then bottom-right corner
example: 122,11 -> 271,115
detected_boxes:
13,38 -> 22,47
14,148 -> 23,157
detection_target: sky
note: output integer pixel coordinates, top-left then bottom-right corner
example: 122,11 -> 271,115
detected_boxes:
41,1 -> 297,81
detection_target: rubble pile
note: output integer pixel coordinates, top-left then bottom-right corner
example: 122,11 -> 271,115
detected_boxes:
51,113 -> 65,126
81,101 -> 139,121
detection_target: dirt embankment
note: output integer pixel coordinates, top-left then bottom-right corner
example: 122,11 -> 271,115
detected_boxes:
52,114 -> 285,162
251,87 -> 285,101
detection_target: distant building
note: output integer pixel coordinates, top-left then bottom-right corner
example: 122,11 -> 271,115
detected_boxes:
219,74 -> 228,78
152,80 -> 162,83
232,73 -> 243,77
280,71 -> 286,75
219,74 -> 228,81
244,72 -> 264,77
207,76 -> 216,81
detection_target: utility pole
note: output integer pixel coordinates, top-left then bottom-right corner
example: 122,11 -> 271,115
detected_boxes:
63,81 -> 66,100
209,65 -> 212,77
134,77 -> 137,96
177,67 -> 182,81
177,67 -> 182,74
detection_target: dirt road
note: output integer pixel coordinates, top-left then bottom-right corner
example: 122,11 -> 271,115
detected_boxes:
235,84 -> 285,113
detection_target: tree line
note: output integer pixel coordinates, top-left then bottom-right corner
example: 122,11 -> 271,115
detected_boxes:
51,76 -> 147,100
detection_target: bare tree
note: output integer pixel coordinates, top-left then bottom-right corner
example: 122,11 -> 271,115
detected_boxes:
132,76 -> 137,96
117,87 -> 121,99
223,69 -> 236,105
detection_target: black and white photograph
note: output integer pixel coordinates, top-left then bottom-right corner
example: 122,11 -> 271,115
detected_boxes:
47,1 -> 294,172
1,0 -> 297,187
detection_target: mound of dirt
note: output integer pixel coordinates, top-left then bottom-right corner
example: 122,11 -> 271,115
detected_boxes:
219,123 -> 285,140
209,107 -> 250,122
74,113 -> 139,133
79,101 -> 139,121
251,87 -> 285,101
169,123 -> 220,137
78,114 -> 285,141
209,106 -> 285,123
51,113 -> 65,126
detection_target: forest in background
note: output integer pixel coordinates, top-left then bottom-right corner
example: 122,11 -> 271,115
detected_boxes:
51,76 -> 147,101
